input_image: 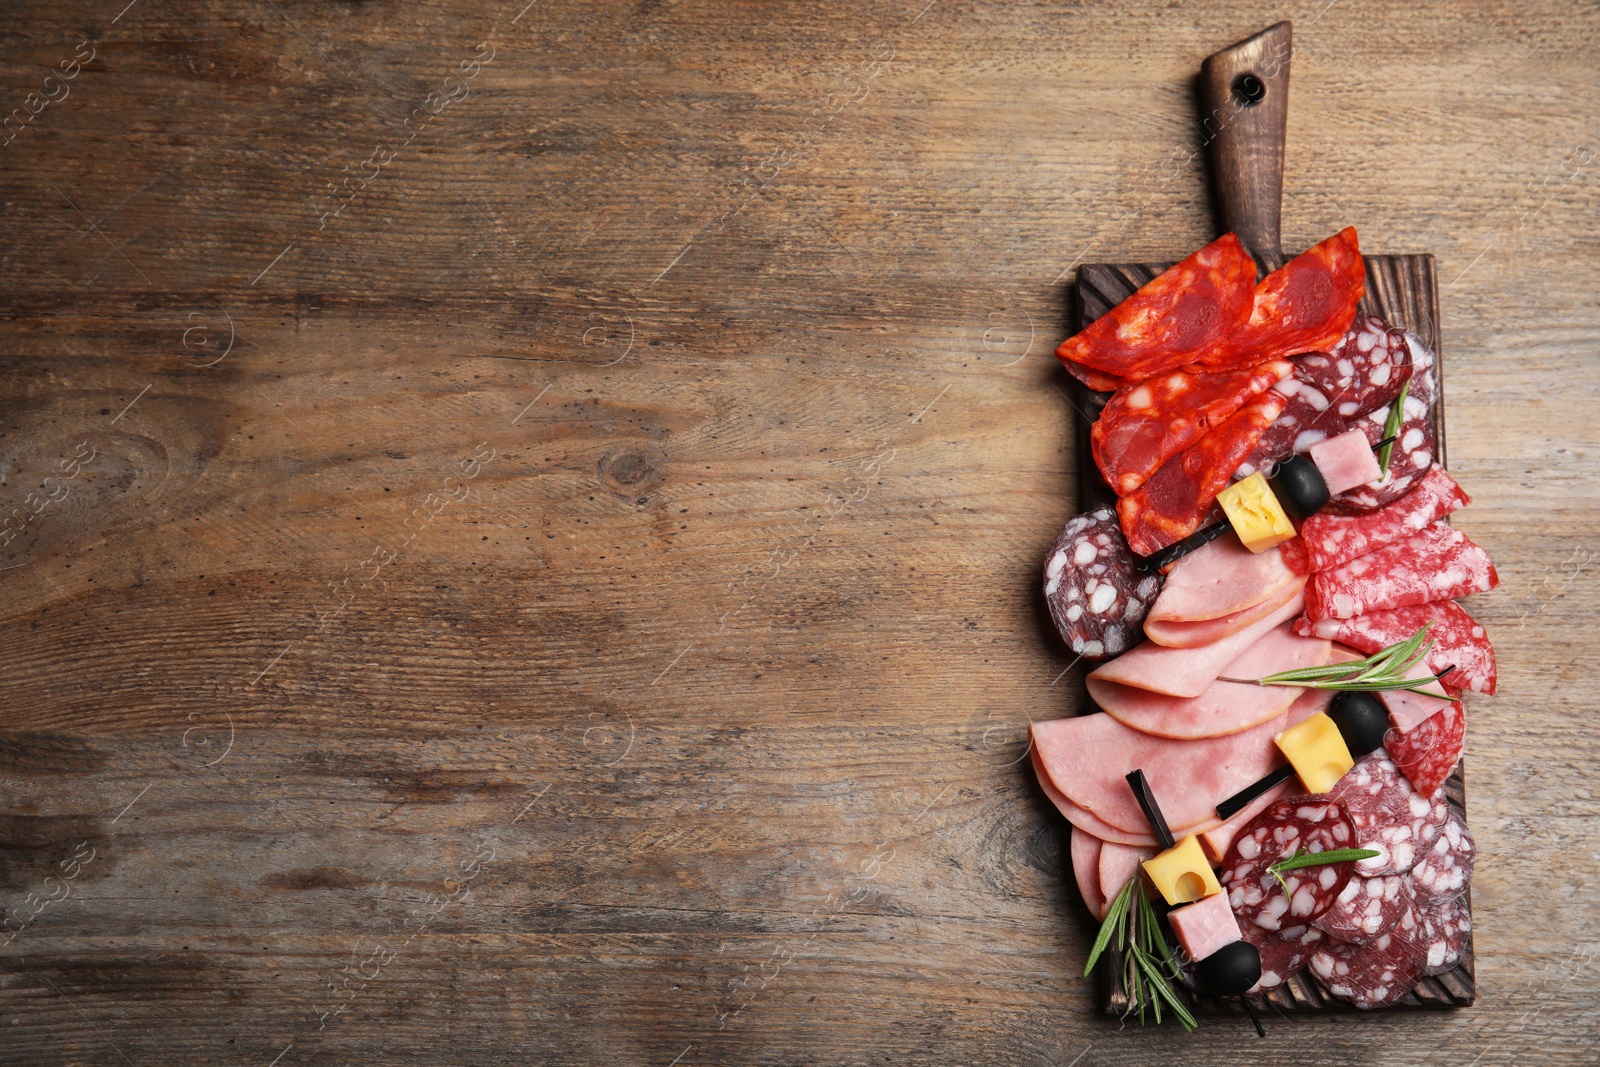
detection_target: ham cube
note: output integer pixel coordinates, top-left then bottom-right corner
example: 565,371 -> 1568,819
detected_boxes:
1310,428 -> 1383,496
1169,891 -> 1245,963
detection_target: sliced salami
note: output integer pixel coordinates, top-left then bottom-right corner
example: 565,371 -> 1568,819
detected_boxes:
1239,920 -> 1323,992
1118,390 -> 1288,556
1233,378 -> 1347,479
1303,521 -> 1499,621
1092,360 -> 1292,495
1295,599 -> 1496,695
1043,507 -> 1161,659
1311,872 -> 1415,945
1417,894 -> 1472,977
1220,796 -> 1357,932
1327,755 -> 1439,876
1327,331 -> 1438,514
1386,699 -> 1466,799
1300,316 -> 1414,420
1295,465 -> 1472,573
1411,810 -> 1475,909
1059,234 -> 1258,388
1203,228 -> 1367,368
1309,903 -> 1426,1009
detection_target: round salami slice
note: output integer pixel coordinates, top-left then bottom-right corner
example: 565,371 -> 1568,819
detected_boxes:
1327,331 -> 1438,514
1417,894 -> 1472,977
1411,810 -> 1475,909
1328,754 -> 1452,876
1299,316 -> 1414,421
1220,796 -> 1358,932
1309,903 -> 1426,1009
1311,872 -> 1415,945
1238,920 -> 1323,992
1232,377 -> 1348,479
1043,507 -> 1161,660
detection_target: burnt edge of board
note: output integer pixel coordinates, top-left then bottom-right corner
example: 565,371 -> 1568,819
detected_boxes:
1073,253 -> 1475,1017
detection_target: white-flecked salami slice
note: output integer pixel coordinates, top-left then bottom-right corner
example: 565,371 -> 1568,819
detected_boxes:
1410,809 -> 1475,909
1220,796 -> 1358,932
1417,894 -> 1472,977
1043,507 -> 1161,659
1311,872 -> 1415,945
1310,903 -> 1426,1009
1233,316 -> 1413,479
1327,331 -> 1438,514
1327,755 -> 1440,876
1238,920 -> 1323,993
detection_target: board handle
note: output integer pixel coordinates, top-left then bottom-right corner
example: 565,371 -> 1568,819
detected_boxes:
1200,21 -> 1293,272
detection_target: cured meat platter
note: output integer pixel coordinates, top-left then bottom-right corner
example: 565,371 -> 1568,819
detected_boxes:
1033,22 -> 1488,1030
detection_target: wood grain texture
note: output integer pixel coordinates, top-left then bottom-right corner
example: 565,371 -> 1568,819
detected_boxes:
1200,21 -> 1294,269
2,1 -> 1598,1064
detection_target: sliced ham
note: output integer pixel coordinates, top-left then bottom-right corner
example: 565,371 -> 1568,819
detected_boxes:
1143,573 -> 1307,649
1030,696 -> 1324,845
1099,841 -> 1157,905
1090,625 -> 1332,739
1169,890 -> 1246,963
1147,530 -> 1298,623
1071,826 -> 1107,919
1089,586 -> 1306,698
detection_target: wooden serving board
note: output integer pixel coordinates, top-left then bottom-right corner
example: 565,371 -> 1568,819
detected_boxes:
1072,252 -> 1476,1017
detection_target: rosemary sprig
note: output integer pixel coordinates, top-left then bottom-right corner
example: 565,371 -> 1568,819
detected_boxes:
1376,377 -> 1411,481
1220,624 -> 1452,695
1266,847 -> 1382,896
1084,876 -> 1198,1031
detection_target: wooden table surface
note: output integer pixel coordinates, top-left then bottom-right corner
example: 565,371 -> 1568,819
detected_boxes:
2,1 -> 1596,1063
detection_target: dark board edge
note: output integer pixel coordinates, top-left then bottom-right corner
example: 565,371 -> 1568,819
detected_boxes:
1071,253 -> 1475,1019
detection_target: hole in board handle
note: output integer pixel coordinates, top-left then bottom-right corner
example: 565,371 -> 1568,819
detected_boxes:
1232,73 -> 1267,107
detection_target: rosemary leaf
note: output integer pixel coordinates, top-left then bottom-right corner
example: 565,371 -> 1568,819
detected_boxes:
1377,377 -> 1411,480
1227,624 -> 1448,694
1085,877 -> 1134,976
1268,847 -> 1381,875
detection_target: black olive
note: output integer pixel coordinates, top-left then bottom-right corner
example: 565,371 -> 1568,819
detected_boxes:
1196,939 -> 1262,997
1328,691 -> 1391,757
1268,455 -> 1330,522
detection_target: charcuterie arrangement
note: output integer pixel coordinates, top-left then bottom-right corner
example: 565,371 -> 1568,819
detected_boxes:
1035,227 -> 1496,1029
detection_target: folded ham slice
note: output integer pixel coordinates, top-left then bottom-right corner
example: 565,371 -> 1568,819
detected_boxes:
1090,586 -> 1306,698
1089,625 -> 1332,739
1147,530 -> 1298,623
1071,826 -> 1107,919
1030,695 -> 1324,845
1144,573 -> 1307,648
1099,841 -> 1157,906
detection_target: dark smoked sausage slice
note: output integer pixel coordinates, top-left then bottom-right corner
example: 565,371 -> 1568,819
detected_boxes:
1328,331 -> 1438,513
1311,872 -> 1415,945
1309,903 -> 1426,1009
1043,507 -> 1162,659
1238,920 -> 1324,992
1220,796 -> 1358,932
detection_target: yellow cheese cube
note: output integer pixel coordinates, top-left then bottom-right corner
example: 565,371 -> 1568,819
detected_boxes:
1217,472 -> 1296,553
1275,711 -> 1355,794
1140,833 -> 1223,907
